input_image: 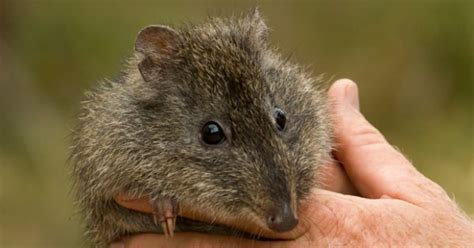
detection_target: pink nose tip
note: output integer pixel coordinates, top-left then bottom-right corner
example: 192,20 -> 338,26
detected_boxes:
266,202 -> 298,232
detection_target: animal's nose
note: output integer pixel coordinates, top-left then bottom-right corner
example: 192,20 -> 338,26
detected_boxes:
266,201 -> 298,232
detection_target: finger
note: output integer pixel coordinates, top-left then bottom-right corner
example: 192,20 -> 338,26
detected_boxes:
316,159 -> 358,195
328,79 -> 435,203
117,190 -> 368,248
115,194 -> 152,213
114,194 -> 308,240
119,233 -> 279,248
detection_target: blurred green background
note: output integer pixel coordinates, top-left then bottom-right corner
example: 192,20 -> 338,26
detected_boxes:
0,0 -> 472,247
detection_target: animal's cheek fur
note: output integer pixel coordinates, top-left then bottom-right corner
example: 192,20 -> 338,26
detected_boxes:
170,179 -> 252,221
155,156 -> 267,215
289,131 -> 332,198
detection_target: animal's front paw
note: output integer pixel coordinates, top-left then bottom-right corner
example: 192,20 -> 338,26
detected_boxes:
150,197 -> 179,236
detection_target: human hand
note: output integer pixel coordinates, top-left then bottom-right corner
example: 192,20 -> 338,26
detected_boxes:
112,79 -> 474,247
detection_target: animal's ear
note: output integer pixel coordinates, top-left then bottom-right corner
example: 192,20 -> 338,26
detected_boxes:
247,7 -> 268,42
135,25 -> 178,55
135,25 -> 179,81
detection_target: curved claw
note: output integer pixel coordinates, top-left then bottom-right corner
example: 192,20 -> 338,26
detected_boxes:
150,197 -> 179,237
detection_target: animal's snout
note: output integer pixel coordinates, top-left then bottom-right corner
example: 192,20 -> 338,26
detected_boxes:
266,201 -> 298,232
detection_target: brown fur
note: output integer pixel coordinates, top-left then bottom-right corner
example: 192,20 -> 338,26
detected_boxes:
70,10 -> 332,247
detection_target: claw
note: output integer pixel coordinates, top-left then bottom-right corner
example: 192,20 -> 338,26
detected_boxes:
161,221 -> 169,236
166,218 -> 175,237
150,197 -> 178,237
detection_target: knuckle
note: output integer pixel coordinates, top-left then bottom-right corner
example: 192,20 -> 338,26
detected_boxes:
345,122 -> 386,148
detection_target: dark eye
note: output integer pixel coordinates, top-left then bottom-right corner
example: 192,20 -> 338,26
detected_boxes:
273,108 -> 286,131
201,121 -> 226,145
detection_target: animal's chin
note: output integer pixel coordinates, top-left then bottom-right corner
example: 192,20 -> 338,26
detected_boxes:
177,203 -> 306,240
174,216 -> 270,239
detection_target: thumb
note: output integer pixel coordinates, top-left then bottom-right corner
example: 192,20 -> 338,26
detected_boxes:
328,79 -> 432,204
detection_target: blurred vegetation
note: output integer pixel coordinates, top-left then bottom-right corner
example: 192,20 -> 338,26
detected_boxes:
0,0 -> 472,247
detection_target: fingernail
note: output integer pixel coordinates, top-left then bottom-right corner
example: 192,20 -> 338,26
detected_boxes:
110,240 -> 124,248
344,80 -> 360,111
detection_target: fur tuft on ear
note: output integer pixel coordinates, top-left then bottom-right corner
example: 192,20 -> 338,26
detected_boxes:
134,25 -> 179,81
247,7 -> 268,42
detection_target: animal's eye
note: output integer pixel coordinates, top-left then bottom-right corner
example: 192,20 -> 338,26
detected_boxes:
273,108 -> 286,131
201,121 -> 226,145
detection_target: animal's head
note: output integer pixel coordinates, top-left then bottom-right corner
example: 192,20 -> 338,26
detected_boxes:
72,9 -> 332,233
